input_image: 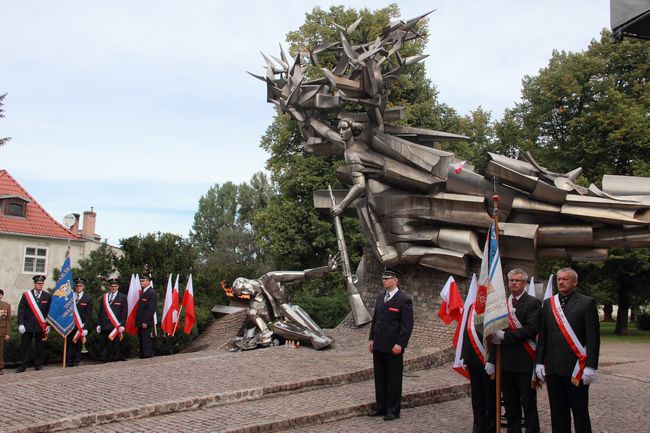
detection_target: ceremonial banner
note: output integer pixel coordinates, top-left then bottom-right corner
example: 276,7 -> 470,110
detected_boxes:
481,223 -> 509,347
46,251 -> 75,337
452,273 -> 478,379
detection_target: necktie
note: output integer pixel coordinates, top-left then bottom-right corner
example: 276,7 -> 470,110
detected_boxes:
512,296 -> 518,308
109,293 -> 115,303
35,292 -> 40,301
384,292 -> 390,303
560,295 -> 568,309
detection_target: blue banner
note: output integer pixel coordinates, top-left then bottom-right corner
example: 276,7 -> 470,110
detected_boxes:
46,250 -> 75,337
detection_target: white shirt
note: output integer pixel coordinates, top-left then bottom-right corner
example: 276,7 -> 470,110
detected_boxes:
384,287 -> 399,302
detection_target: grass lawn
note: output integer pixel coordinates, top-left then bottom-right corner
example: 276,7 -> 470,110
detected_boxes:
599,321 -> 650,343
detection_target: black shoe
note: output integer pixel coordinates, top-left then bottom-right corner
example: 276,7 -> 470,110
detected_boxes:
383,414 -> 400,421
367,409 -> 385,417
34,365 -> 43,371
16,366 -> 26,373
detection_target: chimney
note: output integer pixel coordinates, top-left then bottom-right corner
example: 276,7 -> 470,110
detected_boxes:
81,208 -> 96,239
70,213 -> 80,235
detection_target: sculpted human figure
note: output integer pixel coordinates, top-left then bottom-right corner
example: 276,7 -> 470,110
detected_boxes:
228,256 -> 338,350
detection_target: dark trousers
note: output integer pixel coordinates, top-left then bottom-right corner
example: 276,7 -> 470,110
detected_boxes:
19,331 -> 45,368
502,370 -> 540,433
66,334 -> 83,366
546,374 -> 591,433
468,363 -> 497,433
138,327 -> 154,358
372,351 -> 404,416
100,330 -> 122,362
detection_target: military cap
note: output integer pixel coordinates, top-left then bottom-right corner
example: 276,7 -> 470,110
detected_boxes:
382,267 -> 401,278
32,275 -> 46,283
74,277 -> 86,285
139,274 -> 151,281
107,277 -> 119,285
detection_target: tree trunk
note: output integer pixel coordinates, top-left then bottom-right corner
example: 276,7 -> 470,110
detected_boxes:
614,288 -> 629,336
603,303 -> 614,322
630,307 -> 637,322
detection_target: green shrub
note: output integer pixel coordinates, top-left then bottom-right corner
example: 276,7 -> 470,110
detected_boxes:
637,312 -> 650,331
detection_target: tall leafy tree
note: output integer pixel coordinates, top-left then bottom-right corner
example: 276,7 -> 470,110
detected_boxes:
500,31 -> 650,334
0,93 -> 10,146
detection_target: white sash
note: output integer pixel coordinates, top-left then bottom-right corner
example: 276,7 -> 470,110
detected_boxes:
25,290 -> 47,334
467,304 -> 486,364
73,296 -> 86,343
550,294 -> 587,385
507,296 -> 537,360
103,293 -> 123,341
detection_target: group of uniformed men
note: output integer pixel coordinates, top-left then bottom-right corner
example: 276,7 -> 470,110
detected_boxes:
12,273 -> 158,373
463,267 -> 600,433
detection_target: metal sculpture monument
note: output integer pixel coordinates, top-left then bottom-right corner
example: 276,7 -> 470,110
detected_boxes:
253,11 -> 650,325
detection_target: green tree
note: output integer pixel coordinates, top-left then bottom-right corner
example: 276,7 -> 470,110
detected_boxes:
501,31 -> 650,334
0,93 -> 10,146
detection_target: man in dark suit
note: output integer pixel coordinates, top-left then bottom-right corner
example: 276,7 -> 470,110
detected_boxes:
368,268 -> 414,421
135,274 -> 158,358
536,268 -> 600,433
490,269 -> 541,433
16,275 -> 51,372
461,302 -> 496,433
67,277 -> 93,367
97,278 -> 128,362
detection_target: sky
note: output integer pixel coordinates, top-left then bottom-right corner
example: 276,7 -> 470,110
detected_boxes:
1,0 -> 611,245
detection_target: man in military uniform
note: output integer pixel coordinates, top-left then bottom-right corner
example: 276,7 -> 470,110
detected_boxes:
136,274 -> 157,358
368,268 -> 414,421
17,275 -> 51,372
489,269 -> 541,433
0,289 -> 11,375
97,278 -> 127,362
66,277 -> 93,367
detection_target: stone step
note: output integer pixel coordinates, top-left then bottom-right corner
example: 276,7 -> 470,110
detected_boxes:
1,340 -> 452,433
58,365 -> 469,433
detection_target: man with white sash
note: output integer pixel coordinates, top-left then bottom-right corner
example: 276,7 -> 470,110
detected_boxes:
461,303 -> 496,433
16,275 -> 51,372
97,278 -> 127,362
535,268 -> 600,433
489,269 -> 541,433
66,277 -> 93,367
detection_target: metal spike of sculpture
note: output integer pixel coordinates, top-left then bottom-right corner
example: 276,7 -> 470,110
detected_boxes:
254,12 -> 650,310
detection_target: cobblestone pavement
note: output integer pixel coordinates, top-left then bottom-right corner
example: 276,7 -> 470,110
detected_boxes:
284,342 -> 650,433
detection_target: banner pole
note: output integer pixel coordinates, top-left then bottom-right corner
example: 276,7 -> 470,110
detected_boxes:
63,338 -> 67,369
492,192 -> 502,431
171,305 -> 184,336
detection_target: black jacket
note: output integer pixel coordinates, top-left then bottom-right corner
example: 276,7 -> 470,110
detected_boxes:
461,320 -> 486,369
488,293 -> 541,373
74,292 -> 93,330
536,291 -> 600,376
369,289 -> 414,353
97,291 -> 128,331
135,286 -> 157,327
17,289 -> 51,332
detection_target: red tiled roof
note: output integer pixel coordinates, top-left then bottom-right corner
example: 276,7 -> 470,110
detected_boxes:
0,170 -> 80,240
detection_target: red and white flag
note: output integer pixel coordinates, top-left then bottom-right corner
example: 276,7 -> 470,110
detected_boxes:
182,274 -> 195,335
527,275 -> 536,297
544,274 -> 554,300
438,276 -> 463,326
452,273 -> 479,380
161,274 -> 175,335
125,274 -> 140,335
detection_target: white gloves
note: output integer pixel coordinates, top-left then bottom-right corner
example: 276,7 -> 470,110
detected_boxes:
582,367 -> 596,384
82,329 -> 88,337
535,364 -> 546,382
119,326 -> 125,333
46,326 -> 51,334
97,325 -> 101,333
18,325 -> 25,334
492,330 -> 505,343
485,362 -> 495,376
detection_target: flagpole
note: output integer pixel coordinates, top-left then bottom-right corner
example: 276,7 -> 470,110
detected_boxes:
492,193 -> 502,431
171,305 -> 184,336
63,339 -> 67,368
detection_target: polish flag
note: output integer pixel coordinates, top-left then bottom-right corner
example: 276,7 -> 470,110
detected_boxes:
125,274 -> 141,335
544,274 -> 554,300
161,274 -> 175,335
171,274 -> 180,333
527,275 -> 536,297
438,276 -> 463,325
452,273 -> 479,380
182,274 -> 196,335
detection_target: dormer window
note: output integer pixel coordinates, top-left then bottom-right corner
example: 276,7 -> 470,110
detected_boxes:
0,195 -> 30,218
